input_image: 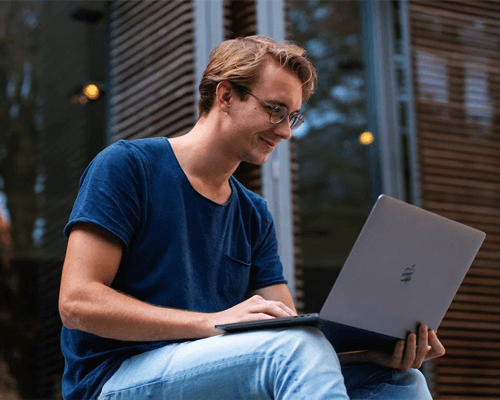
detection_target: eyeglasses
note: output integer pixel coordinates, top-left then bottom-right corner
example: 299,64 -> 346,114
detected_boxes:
237,86 -> 305,130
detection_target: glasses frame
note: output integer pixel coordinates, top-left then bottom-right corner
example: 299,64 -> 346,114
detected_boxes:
233,84 -> 305,130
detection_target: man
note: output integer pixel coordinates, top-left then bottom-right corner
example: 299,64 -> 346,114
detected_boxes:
59,36 -> 445,399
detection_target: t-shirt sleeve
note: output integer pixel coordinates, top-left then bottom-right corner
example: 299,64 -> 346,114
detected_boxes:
64,141 -> 146,248
249,209 -> 288,290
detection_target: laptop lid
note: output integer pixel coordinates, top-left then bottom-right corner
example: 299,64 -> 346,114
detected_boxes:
319,195 -> 486,339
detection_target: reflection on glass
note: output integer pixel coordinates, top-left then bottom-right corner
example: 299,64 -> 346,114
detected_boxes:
289,0 -> 375,312
0,1 -> 107,398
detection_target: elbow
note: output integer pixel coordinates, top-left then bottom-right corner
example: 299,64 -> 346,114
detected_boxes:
58,292 -> 85,330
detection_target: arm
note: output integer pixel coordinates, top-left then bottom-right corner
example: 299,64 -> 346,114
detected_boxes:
59,223 -> 296,342
338,325 -> 446,371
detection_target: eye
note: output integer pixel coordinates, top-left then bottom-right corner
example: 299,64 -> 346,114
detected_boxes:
275,105 -> 288,115
266,104 -> 281,113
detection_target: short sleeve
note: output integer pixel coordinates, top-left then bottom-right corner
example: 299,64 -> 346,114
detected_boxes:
64,141 -> 148,248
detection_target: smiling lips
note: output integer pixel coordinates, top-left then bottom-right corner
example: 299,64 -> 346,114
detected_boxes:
260,137 -> 279,150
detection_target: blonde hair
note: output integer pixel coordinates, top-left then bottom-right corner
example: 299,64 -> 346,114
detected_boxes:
198,35 -> 317,117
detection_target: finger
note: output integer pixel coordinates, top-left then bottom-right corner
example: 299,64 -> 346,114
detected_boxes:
246,295 -> 294,316
401,333 -> 417,371
252,294 -> 297,316
426,329 -> 446,360
275,301 -> 297,316
241,312 -> 277,322
267,300 -> 296,317
390,340 -> 405,369
249,299 -> 294,318
412,325 -> 429,369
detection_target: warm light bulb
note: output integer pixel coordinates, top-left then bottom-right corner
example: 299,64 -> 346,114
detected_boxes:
359,131 -> 374,145
83,84 -> 100,100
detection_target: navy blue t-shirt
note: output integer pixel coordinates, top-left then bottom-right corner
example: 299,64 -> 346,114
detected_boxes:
61,138 -> 287,399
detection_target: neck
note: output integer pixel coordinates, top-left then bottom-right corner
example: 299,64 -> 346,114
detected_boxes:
168,116 -> 240,203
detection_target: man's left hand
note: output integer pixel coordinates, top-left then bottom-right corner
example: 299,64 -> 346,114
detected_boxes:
367,325 -> 446,371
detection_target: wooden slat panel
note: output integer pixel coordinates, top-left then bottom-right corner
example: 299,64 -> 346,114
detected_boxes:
411,2 -> 500,24
110,1 -> 172,48
110,50 -> 194,118
410,1 -> 500,398
413,0 -> 500,21
111,17 -> 194,83
224,0 -> 256,38
108,0 -> 196,142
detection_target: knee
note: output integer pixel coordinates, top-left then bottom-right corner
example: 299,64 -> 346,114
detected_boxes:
398,368 -> 428,387
272,327 -> 339,362
277,326 -> 329,346
395,368 -> 432,399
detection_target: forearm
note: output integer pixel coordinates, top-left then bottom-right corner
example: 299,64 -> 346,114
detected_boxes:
60,282 -> 215,341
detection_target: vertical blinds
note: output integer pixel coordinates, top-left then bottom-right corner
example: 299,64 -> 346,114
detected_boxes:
409,1 -> 500,398
108,0 -> 196,142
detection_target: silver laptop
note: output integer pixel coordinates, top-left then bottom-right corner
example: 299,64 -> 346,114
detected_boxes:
216,195 -> 486,353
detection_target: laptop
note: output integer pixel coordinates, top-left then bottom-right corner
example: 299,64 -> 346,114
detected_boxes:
215,195 -> 486,353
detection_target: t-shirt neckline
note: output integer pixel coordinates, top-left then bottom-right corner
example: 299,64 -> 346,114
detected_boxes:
163,137 -> 234,207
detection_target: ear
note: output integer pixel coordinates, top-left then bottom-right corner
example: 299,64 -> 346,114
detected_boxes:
215,81 -> 232,113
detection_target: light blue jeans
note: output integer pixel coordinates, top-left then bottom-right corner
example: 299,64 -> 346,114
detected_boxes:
98,327 -> 432,399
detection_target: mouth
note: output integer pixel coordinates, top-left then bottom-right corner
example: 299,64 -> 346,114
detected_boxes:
260,137 -> 278,150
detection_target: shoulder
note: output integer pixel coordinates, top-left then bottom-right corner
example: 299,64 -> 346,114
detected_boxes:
98,138 -> 169,162
84,138 -> 170,177
231,177 -> 266,207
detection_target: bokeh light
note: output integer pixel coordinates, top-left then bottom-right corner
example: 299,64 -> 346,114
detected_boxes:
359,131 -> 374,145
83,84 -> 100,100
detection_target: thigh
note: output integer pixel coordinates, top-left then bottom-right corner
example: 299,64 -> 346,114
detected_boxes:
99,327 -> 349,400
342,364 -> 432,400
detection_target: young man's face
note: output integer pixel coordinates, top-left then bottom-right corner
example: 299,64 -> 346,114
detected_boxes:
229,61 -> 303,165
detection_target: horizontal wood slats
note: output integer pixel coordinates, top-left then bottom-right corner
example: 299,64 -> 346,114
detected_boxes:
410,1 -> 500,398
224,0 -> 256,38
108,0 -> 196,142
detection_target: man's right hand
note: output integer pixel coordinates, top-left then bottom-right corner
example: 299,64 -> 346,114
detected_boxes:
207,294 -> 297,336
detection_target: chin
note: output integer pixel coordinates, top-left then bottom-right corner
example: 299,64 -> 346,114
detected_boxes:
243,155 -> 270,166
239,151 -> 270,166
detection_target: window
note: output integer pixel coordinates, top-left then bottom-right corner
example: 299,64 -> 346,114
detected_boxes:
288,0 -> 378,312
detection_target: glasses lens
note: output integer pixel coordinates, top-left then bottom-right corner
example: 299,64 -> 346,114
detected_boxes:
290,114 -> 304,130
270,106 -> 288,124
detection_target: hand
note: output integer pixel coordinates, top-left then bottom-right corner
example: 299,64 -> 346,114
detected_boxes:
367,325 -> 446,371
207,295 -> 297,335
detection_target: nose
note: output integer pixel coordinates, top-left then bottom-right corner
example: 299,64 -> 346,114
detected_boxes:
274,118 -> 292,141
